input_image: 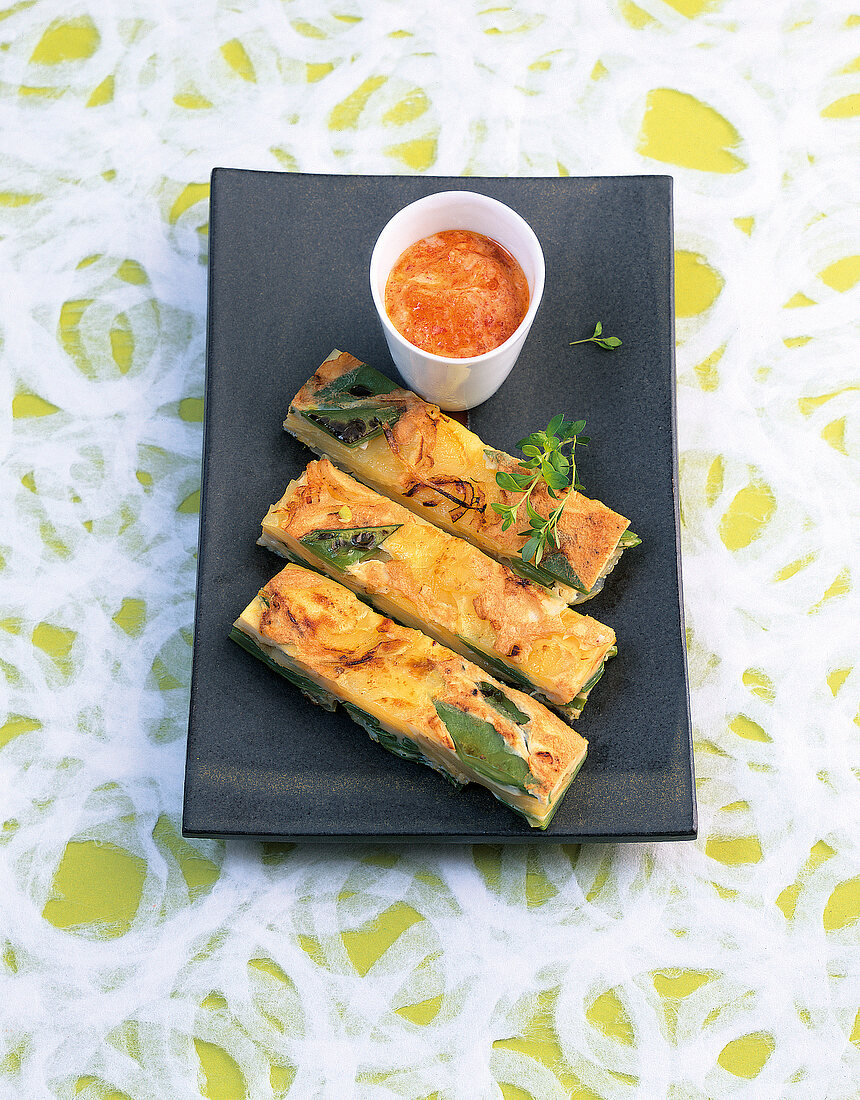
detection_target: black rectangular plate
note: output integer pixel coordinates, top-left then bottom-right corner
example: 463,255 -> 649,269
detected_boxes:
182,169 -> 696,843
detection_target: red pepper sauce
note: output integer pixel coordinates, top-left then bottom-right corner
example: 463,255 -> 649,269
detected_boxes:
384,229 -> 530,358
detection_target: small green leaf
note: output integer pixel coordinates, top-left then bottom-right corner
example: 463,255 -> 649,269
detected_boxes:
315,361 -> 398,402
433,701 -> 534,793
303,404 -> 400,447
525,496 -> 544,528
517,431 -> 545,450
496,471 -> 524,492
522,536 -> 540,563
300,524 -> 401,570
478,682 -> 530,725
568,322 -> 622,350
539,552 -> 588,593
547,412 -> 564,435
544,468 -> 569,492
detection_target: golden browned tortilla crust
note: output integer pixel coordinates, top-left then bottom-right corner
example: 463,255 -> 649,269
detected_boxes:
259,567 -> 410,672
290,352 -> 629,591
253,563 -> 583,796
271,458 -> 404,537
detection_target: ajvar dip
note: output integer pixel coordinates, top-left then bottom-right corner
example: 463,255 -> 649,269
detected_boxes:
384,229 -> 529,358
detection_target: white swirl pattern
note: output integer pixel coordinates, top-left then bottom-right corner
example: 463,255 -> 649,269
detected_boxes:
1,1 -> 859,1097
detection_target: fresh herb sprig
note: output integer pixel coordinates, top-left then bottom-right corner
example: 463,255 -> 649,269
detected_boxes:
491,414 -> 589,565
569,320 -> 622,350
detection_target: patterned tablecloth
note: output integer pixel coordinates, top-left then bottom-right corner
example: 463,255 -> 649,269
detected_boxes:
2,2 -> 859,1097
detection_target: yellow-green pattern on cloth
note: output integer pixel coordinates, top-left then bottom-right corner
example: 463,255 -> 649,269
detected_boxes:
1,1 -> 859,1097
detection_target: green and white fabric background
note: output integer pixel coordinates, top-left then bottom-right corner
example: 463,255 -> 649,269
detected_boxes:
1,1 -> 858,1097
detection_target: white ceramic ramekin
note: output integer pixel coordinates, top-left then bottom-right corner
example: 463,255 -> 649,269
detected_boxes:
369,190 -> 545,411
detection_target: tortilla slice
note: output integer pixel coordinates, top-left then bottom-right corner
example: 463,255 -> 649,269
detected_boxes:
284,349 -> 638,603
232,563 -> 589,829
260,457 -> 617,722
